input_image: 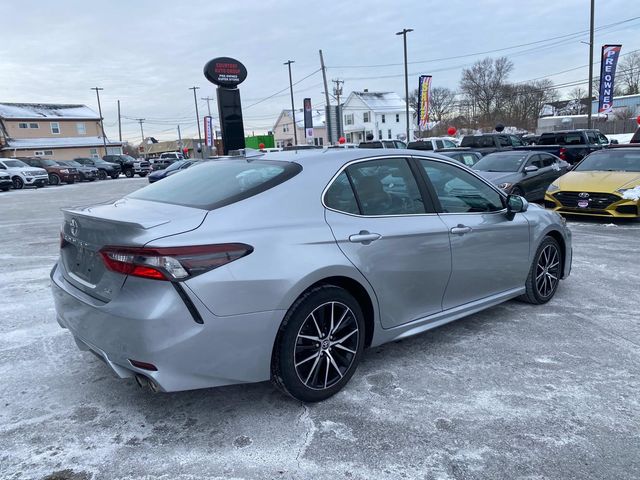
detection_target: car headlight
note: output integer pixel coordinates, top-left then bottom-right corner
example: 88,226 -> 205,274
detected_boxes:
617,186 -> 640,200
547,183 -> 560,192
21,171 -> 34,176
498,182 -> 513,190
59,169 -> 69,174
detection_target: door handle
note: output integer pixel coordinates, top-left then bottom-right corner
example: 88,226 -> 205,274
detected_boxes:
349,231 -> 381,244
450,224 -> 472,235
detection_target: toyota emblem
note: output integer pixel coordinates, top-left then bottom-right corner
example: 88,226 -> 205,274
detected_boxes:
578,192 -> 590,198
70,218 -> 79,237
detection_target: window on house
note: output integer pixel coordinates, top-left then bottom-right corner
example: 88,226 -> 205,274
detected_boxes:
29,123 -> 39,129
44,150 -> 53,156
76,122 -> 86,135
313,137 -> 324,146
283,123 -> 289,133
344,114 -> 354,125
388,129 -> 392,139
89,148 -> 99,158
50,122 -> 61,134
346,133 -> 353,143
396,114 -> 400,123
378,130 -> 382,139
34,151 -> 44,156
382,115 -> 386,123
363,112 -> 370,123
18,123 -> 28,129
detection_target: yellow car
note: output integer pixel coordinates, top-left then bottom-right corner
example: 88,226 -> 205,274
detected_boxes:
544,147 -> 640,218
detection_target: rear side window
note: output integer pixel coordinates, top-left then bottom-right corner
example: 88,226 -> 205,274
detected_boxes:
346,158 -> 426,215
559,133 -> 585,145
129,160 -> 301,210
324,172 -> 359,215
460,136 -> 496,148
538,134 -> 557,145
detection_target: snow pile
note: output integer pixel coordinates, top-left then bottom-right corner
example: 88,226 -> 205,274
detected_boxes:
0,103 -> 99,120
621,186 -> 640,201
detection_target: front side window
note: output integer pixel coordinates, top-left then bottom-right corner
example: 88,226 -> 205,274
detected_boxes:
598,133 -> 609,145
345,158 -> 427,215
421,160 -> 504,214
443,140 -> 456,148
526,155 -> 544,169
50,122 -> 60,134
510,135 -> 524,147
498,136 -> 510,147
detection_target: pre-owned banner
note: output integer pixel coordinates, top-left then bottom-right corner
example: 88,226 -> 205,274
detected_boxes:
417,75 -> 432,128
303,98 -> 313,138
204,116 -> 213,147
598,45 -> 622,113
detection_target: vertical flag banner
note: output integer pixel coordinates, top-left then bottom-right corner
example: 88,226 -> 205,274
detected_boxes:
303,98 -> 314,139
598,45 -> 622,113
418,75 -> 432,128
204,116 -> 213,147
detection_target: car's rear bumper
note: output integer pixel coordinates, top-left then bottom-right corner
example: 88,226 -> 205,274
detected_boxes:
50,262 -> 285,392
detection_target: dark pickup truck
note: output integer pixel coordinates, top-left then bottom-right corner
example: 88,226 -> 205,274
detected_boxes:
459,133 -> 526,156
513,129 -> 609,164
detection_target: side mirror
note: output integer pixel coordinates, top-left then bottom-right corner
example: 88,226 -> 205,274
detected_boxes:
506,194 -> 528,220
524,165 -> 539,174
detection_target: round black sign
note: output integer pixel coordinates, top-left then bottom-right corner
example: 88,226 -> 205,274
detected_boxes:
204,57 -> 247,88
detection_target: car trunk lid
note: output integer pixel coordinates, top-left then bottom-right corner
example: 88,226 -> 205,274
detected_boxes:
60,197 -> 207,301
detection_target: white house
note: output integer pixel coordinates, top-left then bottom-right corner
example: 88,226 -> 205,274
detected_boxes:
273,109 -> 328,148
341,91 -> 414,144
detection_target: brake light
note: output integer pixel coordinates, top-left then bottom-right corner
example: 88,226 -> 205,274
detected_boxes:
559,147 -> 567,160
99,244 -> 253,281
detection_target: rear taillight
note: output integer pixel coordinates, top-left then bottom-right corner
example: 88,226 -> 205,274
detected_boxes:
559,147 -> 567,160
99,244 -> 253,281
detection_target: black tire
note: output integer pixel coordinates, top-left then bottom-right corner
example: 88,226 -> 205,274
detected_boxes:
138,172 -> 148,177
67,179 -> 75,184
98,170 -> 107,180
520,236 -> 562,304
48,173 -> 60,186
110,173 -> 119,179
124,169 -> 134,178
271,285 -> 365,402
89,178 -> 96,182
511,185 -> 524,197
12,177 -> 24,189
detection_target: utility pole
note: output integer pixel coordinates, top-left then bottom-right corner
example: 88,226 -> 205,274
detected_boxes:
117,100 -> 122,142
189,86 -> 204,159
396,28 -> 414,142
201,96 -> 214,117
332,79 -> 344,137
177,124 -> 183,154
284,60 -> 298,145
91,87 -> 108,156
319,50 -> 332,143
587,0 -> 595,129
135,118 -> 145,144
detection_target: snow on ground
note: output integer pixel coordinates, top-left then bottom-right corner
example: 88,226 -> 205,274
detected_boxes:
1,180 -> 640,480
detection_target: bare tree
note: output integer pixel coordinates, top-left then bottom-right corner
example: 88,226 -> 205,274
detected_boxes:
502,79 -> 556,130
408,86 -> 458,123
618,51 -> 640,95
459,57 -> 514,124
569,86 -> 587,102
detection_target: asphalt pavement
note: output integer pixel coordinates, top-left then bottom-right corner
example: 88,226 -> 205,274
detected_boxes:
1,179 -> 639,480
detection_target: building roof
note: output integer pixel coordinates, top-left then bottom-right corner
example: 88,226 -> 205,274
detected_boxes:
0,103 -> 100,120
349,91 -> 407,111
1,136 -> 122,150
276,109 -> 326,130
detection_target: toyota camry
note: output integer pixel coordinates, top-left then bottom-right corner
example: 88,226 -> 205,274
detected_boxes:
51,150 -> 572,402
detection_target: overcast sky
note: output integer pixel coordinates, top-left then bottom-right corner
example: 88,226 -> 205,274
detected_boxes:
1,0 -> 638,143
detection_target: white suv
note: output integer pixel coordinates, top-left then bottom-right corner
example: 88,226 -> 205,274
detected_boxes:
0,158 -> 49,189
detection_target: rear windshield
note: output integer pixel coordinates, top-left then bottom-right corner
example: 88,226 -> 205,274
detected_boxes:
460,136 -> 496,148
128,159 -> 302,209
473,153 -> 528,172
407,141 -> 433,151
539,132 -> 586,145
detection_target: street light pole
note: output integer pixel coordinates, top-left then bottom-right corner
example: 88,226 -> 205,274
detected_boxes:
587,0 -> 595,129
396,28 -> 413,142
189,86 -> 204,159
284,60 -> 298,145
91,87 -> 108,156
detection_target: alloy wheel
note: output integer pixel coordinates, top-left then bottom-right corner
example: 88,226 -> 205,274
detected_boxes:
294,301 -> 359,390
535,244 -> 560,298
12,177 -> 23,189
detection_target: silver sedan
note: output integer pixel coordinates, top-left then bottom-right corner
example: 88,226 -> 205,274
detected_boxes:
51,150 -> 572,402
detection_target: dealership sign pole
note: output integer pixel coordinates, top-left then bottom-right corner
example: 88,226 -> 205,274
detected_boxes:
417,75 -> 432,134
598,45 -> 622,114
204,57 -> 248,155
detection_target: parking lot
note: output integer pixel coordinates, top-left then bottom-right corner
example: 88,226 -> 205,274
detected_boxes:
1,179 -> 639,480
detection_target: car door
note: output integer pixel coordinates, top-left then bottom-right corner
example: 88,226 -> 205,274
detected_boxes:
324,157 -> 452,328
520,154 -> 547,200
417,158 -> 530,309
